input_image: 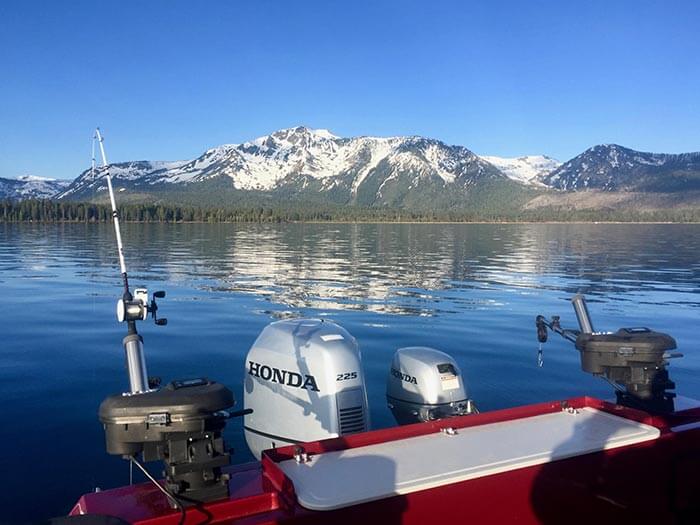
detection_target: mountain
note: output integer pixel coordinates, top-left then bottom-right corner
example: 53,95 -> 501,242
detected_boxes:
0,175 -> 70,200
540,144 -> 700,192
34,130 -> 700,215
58,127 -> 533,210
478,155 -> 560,185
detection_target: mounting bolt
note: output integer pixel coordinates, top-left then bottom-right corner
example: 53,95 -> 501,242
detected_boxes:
294,446 -> 311,464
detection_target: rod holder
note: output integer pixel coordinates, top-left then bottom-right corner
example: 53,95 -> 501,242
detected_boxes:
571,294 -> 594,334
124,334 -> 149,393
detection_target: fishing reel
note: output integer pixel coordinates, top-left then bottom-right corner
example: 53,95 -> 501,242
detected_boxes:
115,288 -> 168,393
116,288 -> 167,326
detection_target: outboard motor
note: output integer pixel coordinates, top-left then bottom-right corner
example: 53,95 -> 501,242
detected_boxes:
244,318 -> 369,458
387,347 -> 477,425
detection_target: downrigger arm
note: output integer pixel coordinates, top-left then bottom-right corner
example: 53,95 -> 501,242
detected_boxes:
536,294 -> 683,414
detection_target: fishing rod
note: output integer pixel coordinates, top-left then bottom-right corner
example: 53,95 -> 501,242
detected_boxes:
95,128 -> 129,297
94,128 -> 166,394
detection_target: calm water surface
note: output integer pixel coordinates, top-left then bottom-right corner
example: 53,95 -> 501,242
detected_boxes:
1,223 -> 699,523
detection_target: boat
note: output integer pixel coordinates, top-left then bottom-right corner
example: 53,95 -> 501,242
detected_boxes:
54,131 -> 700,524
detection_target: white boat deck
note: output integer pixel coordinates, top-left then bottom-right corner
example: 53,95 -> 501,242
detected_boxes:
276,407 -> 660,511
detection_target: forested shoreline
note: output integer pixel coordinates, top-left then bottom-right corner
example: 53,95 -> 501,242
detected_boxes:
1,199 -> 699,223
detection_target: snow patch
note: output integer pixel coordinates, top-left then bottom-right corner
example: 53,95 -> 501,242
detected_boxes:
480,155 -> 560,185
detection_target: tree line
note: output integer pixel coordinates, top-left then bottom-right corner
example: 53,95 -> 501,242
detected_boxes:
0,199 -> 441,223
1,198 -> 698,223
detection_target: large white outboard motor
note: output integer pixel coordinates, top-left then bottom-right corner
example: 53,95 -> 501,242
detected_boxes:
387,347 -> 476,425
244,318 -> 369,458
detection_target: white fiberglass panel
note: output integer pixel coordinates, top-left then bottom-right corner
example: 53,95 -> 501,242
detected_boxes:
277,407 -> 660,511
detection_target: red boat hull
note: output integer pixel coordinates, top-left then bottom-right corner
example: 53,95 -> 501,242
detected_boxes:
71,397 -> 700,524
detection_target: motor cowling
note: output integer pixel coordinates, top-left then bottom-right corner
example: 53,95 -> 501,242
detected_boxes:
244,318 -> 369,458
387,347 -> 476,425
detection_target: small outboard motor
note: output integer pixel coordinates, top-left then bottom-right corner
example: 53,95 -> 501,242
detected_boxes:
386,347 -> 477,425
244,318 -> 369,458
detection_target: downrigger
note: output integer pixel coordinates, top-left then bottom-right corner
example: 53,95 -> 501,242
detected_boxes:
93,129 -> 247,511
536,294 -> 683,413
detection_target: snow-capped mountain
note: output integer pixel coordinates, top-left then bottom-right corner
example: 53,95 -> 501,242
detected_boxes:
0,175 -> 70,200
55,160 -> 190,197
13,130 -> 699,212
59,127 -> 522,209
478,155 -> 560,185
541,144 -> 700,192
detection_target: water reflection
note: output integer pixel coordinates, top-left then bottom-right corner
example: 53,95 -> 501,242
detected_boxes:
2,223 -> 699,316
159,223 -> 699,315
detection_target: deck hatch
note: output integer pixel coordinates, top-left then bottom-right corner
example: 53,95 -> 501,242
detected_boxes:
277,407 -> 661,511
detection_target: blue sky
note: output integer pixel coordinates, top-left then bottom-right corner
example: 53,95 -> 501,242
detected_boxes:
1,0 -> 698,179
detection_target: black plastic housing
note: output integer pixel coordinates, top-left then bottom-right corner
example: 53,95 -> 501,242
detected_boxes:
575,328 -> 677,412
99,379 -> 235,503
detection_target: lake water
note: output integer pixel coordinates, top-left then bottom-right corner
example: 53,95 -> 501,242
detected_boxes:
1,222 -> 699,523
